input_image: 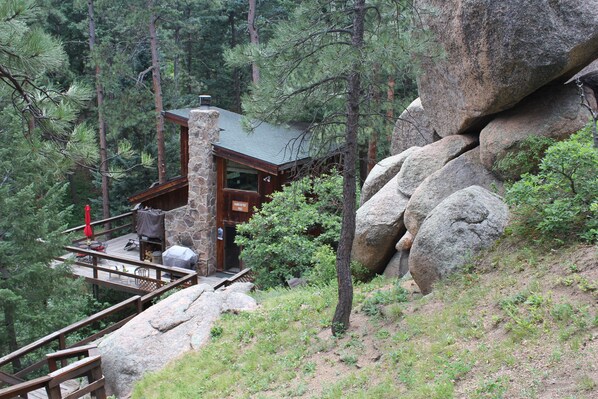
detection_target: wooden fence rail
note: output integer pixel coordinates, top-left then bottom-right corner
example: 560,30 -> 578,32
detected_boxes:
0,271 -> 199,385
0,345 -> 106,399
1,208 -> 253,394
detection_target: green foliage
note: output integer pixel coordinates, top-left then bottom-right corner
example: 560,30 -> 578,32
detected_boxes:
227,0 -> 421,158
506,127 -> 598,243
494,135 -> 556,180
361,285 -> 409,317
235,172 -> 343,289
304,244 -> 370,286
0,127 -> 94,358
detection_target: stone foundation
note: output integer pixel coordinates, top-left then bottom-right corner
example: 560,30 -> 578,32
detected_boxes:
165,109 -> 219,276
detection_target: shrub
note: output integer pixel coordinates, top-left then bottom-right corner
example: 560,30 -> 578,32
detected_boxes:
506,127 -> 598,243
235,172 -> 344,289
304,245 -> 371,286
494,135 -> 556,181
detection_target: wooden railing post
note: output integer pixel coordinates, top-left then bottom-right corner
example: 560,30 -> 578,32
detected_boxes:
92,256 -> 99,280
58,333 -> 67,369
136,297 -> 143,315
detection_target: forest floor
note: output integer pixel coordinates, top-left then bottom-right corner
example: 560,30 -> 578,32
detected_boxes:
132,236 -> 597,399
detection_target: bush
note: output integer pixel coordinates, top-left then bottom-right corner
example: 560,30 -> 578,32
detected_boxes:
494,135 -> 556,180
235,172 -> 344,289
304,245 -> 371,286
506,127 -> 598,243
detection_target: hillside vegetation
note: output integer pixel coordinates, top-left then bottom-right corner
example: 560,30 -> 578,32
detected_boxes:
132,236 -> 597,399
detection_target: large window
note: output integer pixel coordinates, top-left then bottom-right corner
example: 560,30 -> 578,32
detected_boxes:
225,161 -> 258,191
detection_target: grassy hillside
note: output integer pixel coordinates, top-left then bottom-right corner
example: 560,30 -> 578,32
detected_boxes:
132,237 -> 597,399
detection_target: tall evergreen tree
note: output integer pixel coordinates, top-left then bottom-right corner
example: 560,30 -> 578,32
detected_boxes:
228,0 -> 421,333
0,0 -> 98,364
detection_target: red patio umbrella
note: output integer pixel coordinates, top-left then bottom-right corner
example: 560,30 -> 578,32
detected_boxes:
83,204 -> 93,240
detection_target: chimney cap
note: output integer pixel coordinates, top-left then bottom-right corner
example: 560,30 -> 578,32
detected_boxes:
199,95 -> 211,108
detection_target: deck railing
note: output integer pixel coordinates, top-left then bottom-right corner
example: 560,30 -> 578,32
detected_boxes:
0,345 -> 107,399
63,212 -> 134,244
0,271 -> 198,386
56,246 -> 198,294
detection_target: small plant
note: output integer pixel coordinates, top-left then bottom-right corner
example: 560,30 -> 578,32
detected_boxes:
473,376 -> 508,398
210,325 -> 223,339
339,352 -> 358,366
361,285 -> 409,317
576,374 -> 597,392
494,135 -> 556,180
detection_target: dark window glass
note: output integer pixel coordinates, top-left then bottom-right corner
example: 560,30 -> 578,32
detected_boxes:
226,161 -> 258,191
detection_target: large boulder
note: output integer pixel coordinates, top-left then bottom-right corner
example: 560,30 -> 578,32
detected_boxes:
360,146 -> 419,206
396,134 -> 477,197
390,98 -> 436,155
352,178 -> 409,273
414,0 -> 598,136
409,186 -> 508,294
404,147 -> 502,236
479,83 -> 596,180
98,283 -> 257,398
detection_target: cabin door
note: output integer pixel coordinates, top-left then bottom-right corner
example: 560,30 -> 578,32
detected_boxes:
224,225 -> 241,272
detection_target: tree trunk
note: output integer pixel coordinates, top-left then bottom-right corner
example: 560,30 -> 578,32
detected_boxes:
367,65 -> 381,174
248,0 -> 260,84
331,0 -> 366,336
88,0 -> 111,230
3,304 -> 21,372
358,144 -> 367,188
148,1 -> 167,184
174,26 -> 180,97
186,5 -> 192,94
229,11 -> 242,113
386,77 -> 395,146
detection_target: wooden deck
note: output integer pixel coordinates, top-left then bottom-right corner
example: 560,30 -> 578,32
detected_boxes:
56,233 -> 228,294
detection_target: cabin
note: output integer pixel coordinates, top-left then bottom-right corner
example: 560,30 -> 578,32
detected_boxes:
128,99 -> 314,275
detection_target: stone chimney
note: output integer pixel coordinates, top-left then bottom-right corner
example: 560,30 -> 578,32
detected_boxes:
165,108 -> 219,276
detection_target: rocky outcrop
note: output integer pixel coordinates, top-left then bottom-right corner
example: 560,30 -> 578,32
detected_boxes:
352,177 -> 409,274
98,283 -> 257,398
404,148 -> 502,236
409,186 -> 509,294
414,0 -> 598,136
479,84 -> 596,180
390,98 -> 435,155
360,147 -> 419,206
396,134 -> 477,197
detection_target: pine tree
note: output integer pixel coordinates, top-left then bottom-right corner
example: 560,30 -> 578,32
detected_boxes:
0,0 -> 97,365
228,0 -> 421,334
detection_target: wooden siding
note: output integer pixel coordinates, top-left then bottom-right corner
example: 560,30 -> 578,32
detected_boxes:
128,176 -> 188,211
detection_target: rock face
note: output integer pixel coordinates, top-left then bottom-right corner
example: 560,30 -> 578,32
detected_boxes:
395,231 -> 414,252
479,84 -> 596,180
396,134 -> 477,197
352,177 -> 409,273
404,148 -> 502,236
390,98 -> 436,155
409,186 -> 509,294
414,0 -> 598,136
98,283 -> 257,398
383,251 -> 409,279
360,147 -> 419,206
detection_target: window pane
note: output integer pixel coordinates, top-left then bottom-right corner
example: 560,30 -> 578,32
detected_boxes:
226,161 -> 258,191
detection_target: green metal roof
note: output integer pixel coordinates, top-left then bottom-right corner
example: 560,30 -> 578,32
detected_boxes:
165,107 -> 311,168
